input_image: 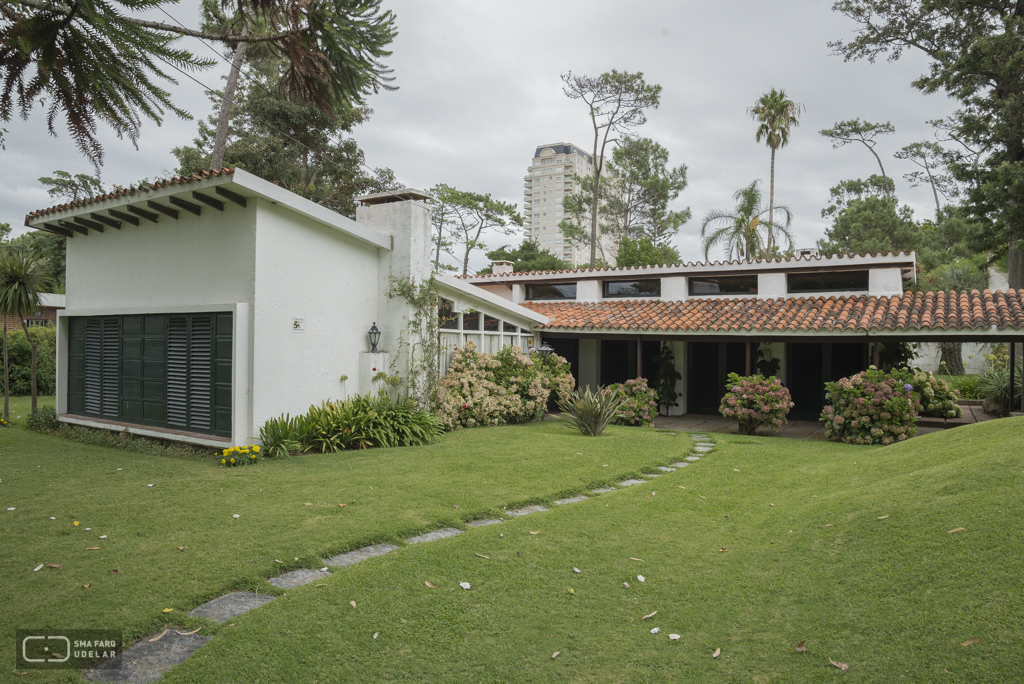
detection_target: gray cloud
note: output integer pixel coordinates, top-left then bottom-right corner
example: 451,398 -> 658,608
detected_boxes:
1,0 -> 956,272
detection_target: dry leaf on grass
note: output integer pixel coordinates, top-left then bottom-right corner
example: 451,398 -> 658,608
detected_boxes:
45,564 -> 62,569
304,503 -> 312,506
699,495 -> 707,500
642,611 -> 657,620
315,584 -> 327,587
733,469 -> 740,472
86,547 -> 100,551
795,641 -> 807,652
178,547 -> 187,552
32,564 -> 43,572
529,531 -> 539,535
82,584 -> 90,589
373,632 -> 379,639
350,601 -> 357,609
948,527 -> 966,534
176,628 -> 202,636
552,651 -> 560,659
713,648 -> 721,658
274,559 -> 283,564
573,567 -> 581,574
339,504 -> 346,508
769,503 -> 775,507
148,630 -> 168,643
878,515 -> 889,520
629,558 -> 644,562
475,554 -> 490,560
961,638 -> 980,646
162,608 -> 173,613
825,523 -> 834,527
424,582 -> 438,589
829,659 -> 849,671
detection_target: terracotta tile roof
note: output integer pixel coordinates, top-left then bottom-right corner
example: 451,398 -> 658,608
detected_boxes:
522,289 -> 1024,333
26,168 -> 235,220
457,251 -> 916,279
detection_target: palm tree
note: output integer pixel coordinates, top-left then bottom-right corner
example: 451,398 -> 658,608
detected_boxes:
0,250 -> 49,413
933,263 -> 987,375
748,89 -> 804,254
701,181 -> 793,261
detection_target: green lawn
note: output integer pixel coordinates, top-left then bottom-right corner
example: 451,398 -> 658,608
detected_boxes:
2,400 -> 1023,682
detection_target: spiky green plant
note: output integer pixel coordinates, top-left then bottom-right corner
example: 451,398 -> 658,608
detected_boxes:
557,386 -> 626,437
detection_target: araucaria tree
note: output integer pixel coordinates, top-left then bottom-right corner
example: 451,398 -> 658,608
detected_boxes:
561,70 -> 661,267
819,119 -> 896,185
701,181 -> 793,261
748,88 -> 804,254
428,185 -> 522,276
0,0 -> 397,168
831,0 -> 1024,288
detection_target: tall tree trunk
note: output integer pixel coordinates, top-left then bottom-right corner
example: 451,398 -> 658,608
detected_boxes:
590,172 -> 601,267
925,157 -> 942,224
938,342 -> 965,376
2,323 -> 8,422
210,22 -> 251,170
1010,232 -> 1024,290
20,321 -> 36,412
767,147 -> 776,257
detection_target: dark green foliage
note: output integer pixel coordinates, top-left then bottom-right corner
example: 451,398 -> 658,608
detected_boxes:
8,231 -> 65,292
977,362 -> 1023,416
891,368 -> 962,419
556,386 -> 625,436
701,180 -> 793,260
817,193 -> 920,259
615,236 -> 681,267
42,423 -> 214,458
426,184 -> 523,275
653,343 -> 681,415
26,403 -> 58,432
2,326 -> 55,396
260,392 -> 441,455
477,240 -> 568,274
606,378 -> 658,427
950,374 -> 982,400
878,342 -> 919,373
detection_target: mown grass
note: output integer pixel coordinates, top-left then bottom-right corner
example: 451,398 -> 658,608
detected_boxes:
0,399 -> 692,683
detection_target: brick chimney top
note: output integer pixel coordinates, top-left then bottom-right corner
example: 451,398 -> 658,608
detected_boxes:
491,260 -> 514,275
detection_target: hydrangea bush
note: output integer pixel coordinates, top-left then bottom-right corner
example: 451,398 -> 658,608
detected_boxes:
821,368 -> 920,445
718,373 -> 793,435
606,378 -> 659,427
892,369 -> 962,418
432,341 -> 575,430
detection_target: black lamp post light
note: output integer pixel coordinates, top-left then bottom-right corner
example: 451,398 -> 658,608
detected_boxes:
368,322 -> 381,353
536,342 -> 555,359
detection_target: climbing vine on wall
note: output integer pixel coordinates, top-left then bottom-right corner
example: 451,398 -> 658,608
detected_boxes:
386,275 -> 458,408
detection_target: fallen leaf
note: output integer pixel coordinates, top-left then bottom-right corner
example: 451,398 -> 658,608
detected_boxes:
475,553 -> 490,560
961,638 -> 980,646
796,641 -> 807,652
459,582 -> 471,590
568,588 -> 574,594
637,575 -> 645,582
769,503 -> 775,507
178,547 -> 187,551
176,628 -> 202,636
350,601 -> 357,609
373,632 -> 379,639
82,584 -> 90,589
162,608 -> 173,613
275,559 -> 283,564
425,581 -> 438,589
699,495 -> 707,500
339,504 -> 346,508
99,535 -> 107,539
629,558 -> 644,562
650,627 -> 660,634
713,648 -> 721,658
369,486 -> 373,490
642,611 -> 657,620
304,503 -> 312,506
733,469 -> 740,472
669,633 -> 680,640
148,630 -> 168,643
315,583 -> 328,587
573,567 -> 581,574
948,527 -> 966,534
32,564 -> 43,572
878,515 -> 889,520
551,651 -> 560,659
86,547 -> 100,550
825,523 -> 834,527
45,563 -> 62,569
623,582 -> 629,588
529,531 -> 539,535
719,547 -> 727,553
829,659 -> 849,672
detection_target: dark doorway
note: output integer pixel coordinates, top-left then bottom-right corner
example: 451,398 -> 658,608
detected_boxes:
687,341 -> 750,415
599,339 -> 663,387
787,342 -> 869,420
545,338 -> 579,387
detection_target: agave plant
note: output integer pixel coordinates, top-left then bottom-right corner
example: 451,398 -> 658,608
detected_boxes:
557,386 -> 626,436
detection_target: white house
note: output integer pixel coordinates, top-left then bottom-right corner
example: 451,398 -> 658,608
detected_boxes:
25,169 -> 544,447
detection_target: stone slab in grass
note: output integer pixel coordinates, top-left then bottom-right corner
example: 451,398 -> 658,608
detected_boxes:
406,528 -> 462,544
324,544 -> 400,568
554,496 -> 588,505
657,466 -> 677,472
84,630 -> 211,684
268,568 -> 330,588
670,462 -> 690,468
591,487 -> 616,494
618,479 -> 646,487
690,434 -> 707,440
189,592 -> 275,623
466,519 -> 503,527
505,505 -> 549,517
694,445 -> 714,452
641,473 -> 661,478
685,456 -> 701,462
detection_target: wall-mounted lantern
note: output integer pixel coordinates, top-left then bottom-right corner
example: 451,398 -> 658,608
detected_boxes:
536,342 -> 555,359
368,322 -> 381,353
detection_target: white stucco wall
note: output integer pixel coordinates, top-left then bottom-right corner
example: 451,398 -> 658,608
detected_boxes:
250,199 -> 383,434
759,273 -> 786,299
662,276 -> 687,301
913,342 -> 992,374
868,267 -> 904,296
576,280 -> 601,302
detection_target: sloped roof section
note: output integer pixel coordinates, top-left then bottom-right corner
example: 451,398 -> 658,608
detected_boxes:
26,169 -> 235,220
523,289 -> 1024,334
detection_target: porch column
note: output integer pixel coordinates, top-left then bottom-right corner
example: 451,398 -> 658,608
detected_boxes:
745,341 -> 751,375
636,337 -> 643,378
872,341 -> 880,367
1011,342 -> 1017,416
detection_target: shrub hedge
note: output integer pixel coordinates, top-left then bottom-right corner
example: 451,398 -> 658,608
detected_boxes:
606,378 -> 658,428
1,326 -> 56,395
821,368 -> 920,445
719,373 -> 793,435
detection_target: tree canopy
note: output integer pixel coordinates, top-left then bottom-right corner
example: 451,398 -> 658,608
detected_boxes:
475,240 -> 568,275
701,180 -> 793,261
615,236 -> 681,268
748,88 -> 803,254
428,184 -> 522,275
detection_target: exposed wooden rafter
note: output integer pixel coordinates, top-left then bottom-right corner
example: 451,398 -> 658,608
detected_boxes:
42,222 -> 74,238
126,206 -> 160,223
108,209 -> 140,226
214,186 -> 247,207
147,201 -> 179,220
168,196 -> 202,216
58,220 -> 88,236
192,191 -> 224,211
73,216 -> 104,232
90,213 -> 122,230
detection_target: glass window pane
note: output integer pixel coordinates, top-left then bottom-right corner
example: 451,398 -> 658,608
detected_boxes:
526,283 -> 577,300
503,322 -> 518,332
439,299 -> 458,330
462,312 -> 480,330
787,271 -> 869,294
483,315 -> 500,332
603,279 -> 662,298
688,276 -> 759,295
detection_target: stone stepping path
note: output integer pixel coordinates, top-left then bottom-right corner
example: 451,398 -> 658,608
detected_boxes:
88,443 -> 720,682
325,544 -> 400,568
268,568 -> 330,589
506,505 -> 549,517
554,495 -> 588,505
85,630 -> 211,684
466,518 -> 503,527
406,528 -> 461,544
190,592 -> 274,623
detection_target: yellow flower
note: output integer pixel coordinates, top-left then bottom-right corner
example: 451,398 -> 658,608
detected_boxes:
230,458 -> 235,463
252,446 -> 260,452
73,521 -> 80,526
221,459 -> 226,464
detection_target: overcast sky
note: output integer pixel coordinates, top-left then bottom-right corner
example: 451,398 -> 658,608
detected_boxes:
0,0 -> 956,272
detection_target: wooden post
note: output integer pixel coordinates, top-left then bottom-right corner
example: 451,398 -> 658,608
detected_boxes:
872,341 -> 880,367
745,341 -> 751,376
1010,341 -> 1017,416
636,338 -> 643,379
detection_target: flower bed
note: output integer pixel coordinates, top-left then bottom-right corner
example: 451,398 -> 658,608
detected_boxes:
821,368 -> 920,445
718,373 -> 793,435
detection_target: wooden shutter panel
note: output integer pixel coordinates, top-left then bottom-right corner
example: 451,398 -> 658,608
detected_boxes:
101,318 -> 120,417
84,319 -> 102,415
166,316 -> 188,428
188,315 -> 213,432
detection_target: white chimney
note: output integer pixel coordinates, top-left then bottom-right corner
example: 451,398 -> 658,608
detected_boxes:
492,260 -> 514,276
